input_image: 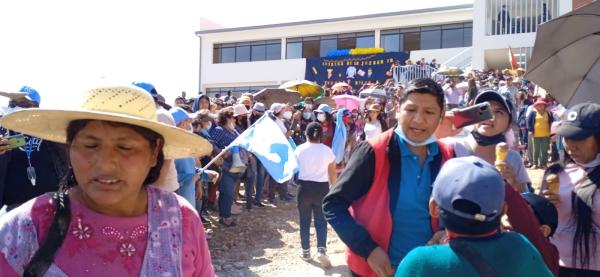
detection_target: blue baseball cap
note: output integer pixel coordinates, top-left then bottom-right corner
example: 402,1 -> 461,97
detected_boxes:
169,107 -> 191,126
556,102 -> 600,140
132,82 -> 158,98
19,86 -> 41,104
433,156 -> 505,223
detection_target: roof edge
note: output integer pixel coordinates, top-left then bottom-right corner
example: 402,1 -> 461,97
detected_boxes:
195,4 -> 473,36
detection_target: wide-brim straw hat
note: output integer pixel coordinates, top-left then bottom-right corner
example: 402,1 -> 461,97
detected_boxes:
0,86 -> 212,159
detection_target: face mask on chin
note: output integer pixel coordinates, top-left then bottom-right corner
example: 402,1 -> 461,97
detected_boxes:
576,152 -> 600,169
394,126 -> 436,147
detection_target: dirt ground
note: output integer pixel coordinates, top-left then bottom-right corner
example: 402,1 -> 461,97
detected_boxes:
207,167 -> 547,277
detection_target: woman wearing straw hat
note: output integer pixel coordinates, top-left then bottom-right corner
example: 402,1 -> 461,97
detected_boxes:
0,86 -> 215,276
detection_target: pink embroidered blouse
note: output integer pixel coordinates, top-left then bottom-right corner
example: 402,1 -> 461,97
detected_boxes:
0,187 -> 215,276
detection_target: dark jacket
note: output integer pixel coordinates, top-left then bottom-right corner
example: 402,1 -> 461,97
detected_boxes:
0,140 -> 68,208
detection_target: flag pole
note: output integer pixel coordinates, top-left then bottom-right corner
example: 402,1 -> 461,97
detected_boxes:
199,113 -> 269,171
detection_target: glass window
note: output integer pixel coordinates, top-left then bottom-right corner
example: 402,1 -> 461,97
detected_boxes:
221,47 -> 235,63
320,39 -> 337,57
303,40 -> 320,58
420,30 -> 441,50
251,44 -> 266,61
235,45 -> 250,62
463,27 -> 472,46
266,43 -> 281,60
338,37 -> 356,50
403,32 -> 420,52
442,28 -> 463,48
381,34 -> 400,52
356,36 -> 375,48
286,42 -> 302,59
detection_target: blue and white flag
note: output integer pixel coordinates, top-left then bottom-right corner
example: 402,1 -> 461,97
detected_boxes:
332,108 -> 348,164
230,115 -> 299,183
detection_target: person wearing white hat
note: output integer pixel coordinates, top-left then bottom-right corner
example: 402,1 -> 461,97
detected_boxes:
0,86 -> 69,216
0,86 -> 215,276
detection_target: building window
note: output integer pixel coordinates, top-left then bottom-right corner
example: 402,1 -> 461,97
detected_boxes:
266,41 -> 281,60
214,40 -> 282,63
356,31 -> 375,48
235,44 -> 251,62
286,40 -> 302,59
206,85 -> 278,98
380,22 -> 472,52
320,37 -> 337,57
403,32 -> 420,52
286,31 -> 375,59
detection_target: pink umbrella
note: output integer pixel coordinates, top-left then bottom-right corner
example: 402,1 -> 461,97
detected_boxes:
332,95 -> 360,111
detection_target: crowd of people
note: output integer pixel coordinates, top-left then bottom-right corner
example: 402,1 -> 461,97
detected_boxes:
0,62 -> 598,276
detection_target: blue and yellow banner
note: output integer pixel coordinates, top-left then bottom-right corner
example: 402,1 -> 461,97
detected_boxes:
305,52 -> 409,88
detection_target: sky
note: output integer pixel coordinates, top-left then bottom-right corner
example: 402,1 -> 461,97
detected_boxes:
0,0 -> 471,108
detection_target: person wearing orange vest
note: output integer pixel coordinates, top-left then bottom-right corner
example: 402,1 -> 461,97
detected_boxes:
323,78 -> 454,277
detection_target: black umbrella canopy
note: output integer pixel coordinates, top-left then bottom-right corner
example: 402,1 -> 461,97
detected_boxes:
253,88 -> 301,108
526,1 -> 600,107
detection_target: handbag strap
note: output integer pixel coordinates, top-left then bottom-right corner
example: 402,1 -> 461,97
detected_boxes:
449,239 -> 499,277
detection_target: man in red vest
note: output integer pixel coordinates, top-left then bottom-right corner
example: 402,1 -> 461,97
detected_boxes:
323,78 -> 453,277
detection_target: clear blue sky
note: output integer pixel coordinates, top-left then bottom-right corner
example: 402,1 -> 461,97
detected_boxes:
0,0 -> 471,108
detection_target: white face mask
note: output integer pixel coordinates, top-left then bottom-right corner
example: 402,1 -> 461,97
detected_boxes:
283,111 -> 293,120
317,113 -> 326,122
204,121 -> 212,130
305,104 -> 313,110
228,122 -> 236,130
394,126 -> 437,147
576,153 -> 600,169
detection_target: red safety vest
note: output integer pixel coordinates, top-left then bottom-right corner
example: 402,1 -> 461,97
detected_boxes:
346,129 -> 454,276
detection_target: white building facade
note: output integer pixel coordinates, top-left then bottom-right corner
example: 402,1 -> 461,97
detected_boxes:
196,1 -> 576,96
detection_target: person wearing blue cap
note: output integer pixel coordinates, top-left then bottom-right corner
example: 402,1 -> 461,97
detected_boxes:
396,156 -> 553,276
132,81 -> 179,193
170,107 -> 199,210
541,102 -> 600,276
0,86 -> 69,214
314,104 -> 335,147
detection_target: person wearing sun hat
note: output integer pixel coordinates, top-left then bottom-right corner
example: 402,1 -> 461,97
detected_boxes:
0,85 -> 214,276
396,156 -> 553,276
527,98 -> 554,169
0,86 -> 70,217
540,102 -> 600,275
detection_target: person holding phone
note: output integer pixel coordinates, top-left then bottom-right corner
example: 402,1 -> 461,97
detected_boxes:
0,86 -> 70,214
441,90 -> 530,193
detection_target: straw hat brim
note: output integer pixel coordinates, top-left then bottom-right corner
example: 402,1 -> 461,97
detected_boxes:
0,91 -> 28,100
0,109 -> 212,159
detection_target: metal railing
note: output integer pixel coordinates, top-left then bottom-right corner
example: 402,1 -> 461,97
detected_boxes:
486,0 -> 558,36
392,65 -> 439,84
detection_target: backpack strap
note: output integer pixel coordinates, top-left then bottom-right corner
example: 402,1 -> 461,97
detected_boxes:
449,238 -> 499,277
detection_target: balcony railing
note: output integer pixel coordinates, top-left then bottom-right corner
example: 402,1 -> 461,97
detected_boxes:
486,0 -> 558,36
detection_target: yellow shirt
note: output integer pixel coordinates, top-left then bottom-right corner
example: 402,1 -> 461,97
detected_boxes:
534,111 -> 550,137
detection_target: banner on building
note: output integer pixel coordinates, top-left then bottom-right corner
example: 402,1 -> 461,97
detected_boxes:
304,52 -> 409,88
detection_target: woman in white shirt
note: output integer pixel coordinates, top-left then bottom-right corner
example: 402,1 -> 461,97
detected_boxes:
294,122 -> 337,268
363,104 -> 388,140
